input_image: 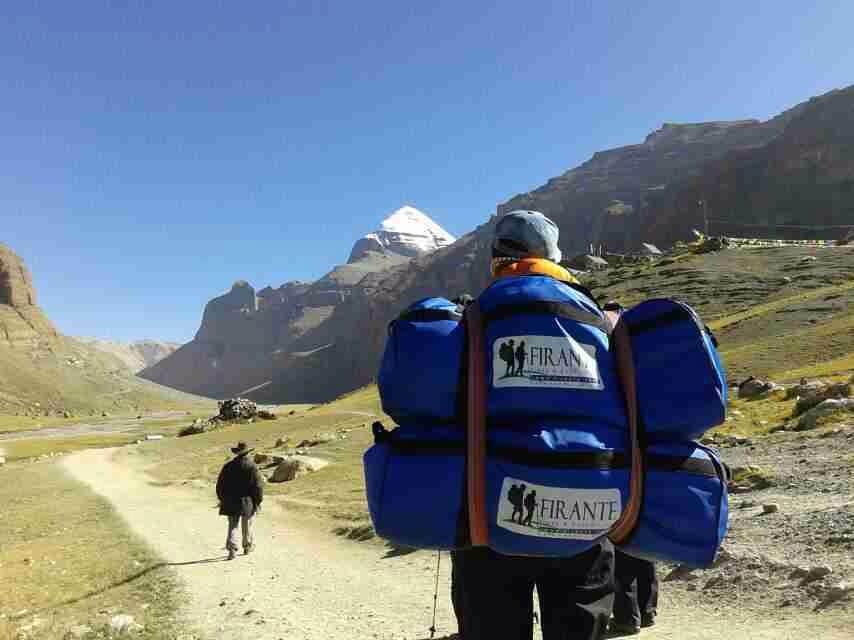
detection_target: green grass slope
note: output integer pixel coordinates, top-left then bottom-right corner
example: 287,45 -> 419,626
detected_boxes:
0,335 -> 211,419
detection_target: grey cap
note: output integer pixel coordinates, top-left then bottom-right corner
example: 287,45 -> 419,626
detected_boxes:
493,210 -> 562,263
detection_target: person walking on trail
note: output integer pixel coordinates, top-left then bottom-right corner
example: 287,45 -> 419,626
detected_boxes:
216,441 -> 264,560
610,551 -> 659,635
451,211 -> 615,640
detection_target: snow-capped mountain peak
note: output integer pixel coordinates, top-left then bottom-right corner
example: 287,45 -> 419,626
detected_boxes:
348,206 -> 455,263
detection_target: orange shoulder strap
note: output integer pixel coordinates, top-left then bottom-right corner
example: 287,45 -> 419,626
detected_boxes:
607,318 -> 644,544
465,301 -> 489,546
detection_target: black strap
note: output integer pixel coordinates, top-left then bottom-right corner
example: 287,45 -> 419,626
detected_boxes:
379,430 -> 720,478
481,301 -> 611,334
398,308 -> 462,323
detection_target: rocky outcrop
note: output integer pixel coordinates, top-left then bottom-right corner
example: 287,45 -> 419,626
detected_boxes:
645,86 -> 854,246
0,243 -> 58,346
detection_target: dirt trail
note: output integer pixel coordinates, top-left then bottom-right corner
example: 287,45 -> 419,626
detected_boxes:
63,448 -> 851,640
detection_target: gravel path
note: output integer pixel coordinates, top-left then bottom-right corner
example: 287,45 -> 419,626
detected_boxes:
63,447 -> 853,639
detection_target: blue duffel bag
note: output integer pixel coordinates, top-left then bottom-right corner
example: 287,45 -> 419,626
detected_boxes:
618,441 -> 729,567
364,421 -> 630,556
363,423 -> 727,565
622,299 -> 727,441
378,297 -> 464,424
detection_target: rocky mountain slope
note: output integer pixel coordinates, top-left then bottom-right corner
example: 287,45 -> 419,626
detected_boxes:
0,243 -> 58,346
138,207 -> 453,399
644,85 -> 854,245
78,339 -> 180,373
0,243 -> 205,417
146,85 -> 854,405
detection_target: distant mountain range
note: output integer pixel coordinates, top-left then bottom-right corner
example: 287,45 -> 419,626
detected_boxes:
138,207 -> 456,399
139,84 -> 854,402
78,339 -> 180,373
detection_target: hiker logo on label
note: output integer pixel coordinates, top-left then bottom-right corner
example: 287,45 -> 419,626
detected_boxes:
492,335 -> 602,390
498,478 -> 621,540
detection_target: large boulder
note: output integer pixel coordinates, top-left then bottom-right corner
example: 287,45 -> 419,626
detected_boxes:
793,382 -> 852,416
738,377 -> 775,399
796,398 -> 854,431
268,456 -> 327,482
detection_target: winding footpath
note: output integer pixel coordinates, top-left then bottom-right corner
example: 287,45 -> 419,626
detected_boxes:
63,448 -> 851,640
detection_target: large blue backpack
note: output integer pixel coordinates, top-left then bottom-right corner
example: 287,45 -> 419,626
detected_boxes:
365,278 -> 729,567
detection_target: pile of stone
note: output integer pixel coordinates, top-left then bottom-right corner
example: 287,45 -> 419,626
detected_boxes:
218,398 -> 258,420
215,398 -> 277,421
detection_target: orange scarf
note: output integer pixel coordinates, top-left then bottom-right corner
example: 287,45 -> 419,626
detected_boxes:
491,257 -> 579,284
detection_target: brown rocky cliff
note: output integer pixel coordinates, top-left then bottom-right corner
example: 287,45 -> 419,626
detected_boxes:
645,86 -> 854,245
0,243 -> 58,346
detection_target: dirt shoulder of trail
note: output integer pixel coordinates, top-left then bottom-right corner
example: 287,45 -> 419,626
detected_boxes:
61,446 -> 854,640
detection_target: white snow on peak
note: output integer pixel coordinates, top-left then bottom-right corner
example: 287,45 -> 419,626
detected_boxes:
348,206 -> 455,263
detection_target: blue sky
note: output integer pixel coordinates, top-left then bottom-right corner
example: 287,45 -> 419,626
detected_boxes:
3,1 -> 853,342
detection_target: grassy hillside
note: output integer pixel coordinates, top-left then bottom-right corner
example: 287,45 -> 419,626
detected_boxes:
586,245 -> 854,381
0,336 -> 212,419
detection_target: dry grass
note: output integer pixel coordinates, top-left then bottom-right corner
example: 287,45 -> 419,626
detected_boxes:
707,278 -> 854,331
0,462 -> 184,639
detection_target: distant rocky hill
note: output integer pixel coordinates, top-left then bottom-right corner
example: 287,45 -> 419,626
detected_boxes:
0,243 -> 58,346
138,207 -> 455,399
0,243 -> 207,417
144,85 -> 854,404
79,339 -> 180,373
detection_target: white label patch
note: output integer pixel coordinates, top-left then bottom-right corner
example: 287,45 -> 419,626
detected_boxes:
497,478 -> 621,540
492,335 -> 602,390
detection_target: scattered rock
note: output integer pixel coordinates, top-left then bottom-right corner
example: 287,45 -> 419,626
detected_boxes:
704,576 -> 726,590
268,456 -> 327,482
793,382 -> 852,415
109,614 -> 143,635
762,503 -> 779,515
738,376 -> 775,399
144,434 -> 164,441
274,437 -> 290,448
295,433 -> 337,449
728,465 -> 775,493
817,582 -> 853,609
800,566 -> 832,585
257,409 -> 277,420
796,398 -> 854,431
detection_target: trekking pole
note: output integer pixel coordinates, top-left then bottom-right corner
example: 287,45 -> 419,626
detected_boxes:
429,550 -> 441,639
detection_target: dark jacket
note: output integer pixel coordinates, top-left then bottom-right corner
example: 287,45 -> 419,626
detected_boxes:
216,454 -> 264,517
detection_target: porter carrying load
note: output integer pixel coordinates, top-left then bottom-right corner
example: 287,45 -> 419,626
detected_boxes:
365,225 -> 728,567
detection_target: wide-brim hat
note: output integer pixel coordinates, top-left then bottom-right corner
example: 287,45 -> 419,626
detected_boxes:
231,441 -> 254,455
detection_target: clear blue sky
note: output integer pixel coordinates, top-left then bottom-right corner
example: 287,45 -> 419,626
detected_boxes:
4,1 -> 853,342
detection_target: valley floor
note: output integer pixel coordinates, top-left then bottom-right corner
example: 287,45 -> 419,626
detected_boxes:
61,447 -> 853,640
